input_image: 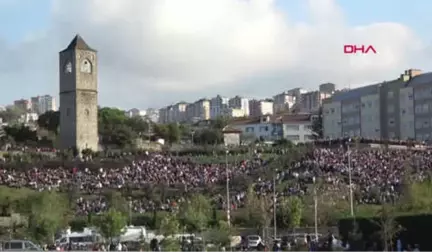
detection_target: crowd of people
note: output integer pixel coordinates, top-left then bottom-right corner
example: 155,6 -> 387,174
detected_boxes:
1,141 -> 431,214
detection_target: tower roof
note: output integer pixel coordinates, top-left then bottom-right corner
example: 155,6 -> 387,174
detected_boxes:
60,34 -> 96,53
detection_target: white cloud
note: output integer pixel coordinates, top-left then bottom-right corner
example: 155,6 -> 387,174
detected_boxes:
0,0 -> 430,108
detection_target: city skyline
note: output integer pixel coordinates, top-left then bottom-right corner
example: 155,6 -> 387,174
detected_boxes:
1,0 -> 432,109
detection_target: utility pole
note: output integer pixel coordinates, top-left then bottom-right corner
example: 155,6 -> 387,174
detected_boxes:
347,143 -> 354,217
313,176 -> 318,241
225,148 -> 231,226
273,171 -> 277,239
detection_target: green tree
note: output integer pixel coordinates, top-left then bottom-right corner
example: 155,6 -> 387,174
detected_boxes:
37,111 -> 60,134
3,124 -> 38,144
94,208 -> 127,243
373,204 -> 403,251
195,129 -> 222,145
206,220 -> 233,249
179,194 -> 211,233
211,116 -> 230,130
26,191 -> 69,243
0,106 -> 25,124
104,191 -> 128,214
244,186 -> 272,232
159,213 -> 181,251
277,196 -> 303,229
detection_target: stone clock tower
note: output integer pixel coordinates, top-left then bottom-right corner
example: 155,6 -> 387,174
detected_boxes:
59,34 -> 99,151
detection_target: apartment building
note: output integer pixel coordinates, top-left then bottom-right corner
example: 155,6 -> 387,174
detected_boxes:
299,84 -> 335,113
186,99 -> 210,122
158,106 -> 174,124
221,108 -> 245,118
145,108 -> 159,123
125,108 -> 146,118
228,96 -> 249,116
172,102 -> 188,122
322,69 -> 426,140
210,95 -> 229,119
228,113 -> 314,143
30,95 -> 56,114
249,99 -> 274,117
273,91 -> 296,113
14,99 -> 31,112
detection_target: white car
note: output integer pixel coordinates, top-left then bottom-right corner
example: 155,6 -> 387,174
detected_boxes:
246,235 -> 262,248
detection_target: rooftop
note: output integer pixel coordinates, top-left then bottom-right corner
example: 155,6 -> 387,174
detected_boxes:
60,34 -> 96,53
229,113 -> 312,125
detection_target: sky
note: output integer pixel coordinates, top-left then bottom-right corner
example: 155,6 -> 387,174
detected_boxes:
0,0 -> 431,109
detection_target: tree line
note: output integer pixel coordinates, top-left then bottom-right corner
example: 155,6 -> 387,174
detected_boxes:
0,108 -> 235,149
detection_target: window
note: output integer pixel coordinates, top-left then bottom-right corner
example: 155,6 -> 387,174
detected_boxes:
387,104 -> 395,114
259,126 -> 269,132
423,104 -> 429,113
245,127 -> 254,133
388,91 -> 394,99
285,125 -> 300,131
388,118 -> 395,126
415,120 -> 422,129
6,242 -> 23,249
66,108 -> 71,116
415,105 -> 422,114
286,135 -> 300,141
81,59 -> 92,73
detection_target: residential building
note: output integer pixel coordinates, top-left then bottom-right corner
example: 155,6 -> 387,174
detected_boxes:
186,99 -> 210,122
273,91 -> 296,113
172,102 -> 188,122
249,99 -> 274,117
221,108 -> 245,118
125,108 -> 146,118
146,108 -> 159,123
228,113 -> 314,143
322,69 -> 424,140
14,99 -> 31,112
228,96 -> 249,116
210,95 -> 229,119
158,106 -> 174,124
299,84 -> 334,113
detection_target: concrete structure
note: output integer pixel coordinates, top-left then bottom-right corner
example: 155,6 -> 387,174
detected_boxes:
125,108 -> 146,118
228,113 -> 314,143
31,95 -> 56,115
322,69 -> 426,141
221,108 -> 245,118
299,89 -> 333,113
222,127 -> 242,146
13,99 -> 31,112
172,102 -> 188,122
228,96 -> 249,116
249,99 -> 274,117
186,99 -> 210,122
273,91 -> 296,113
210,95 -> 229,119
59,35 -> 99,151
145,108 -> 159,123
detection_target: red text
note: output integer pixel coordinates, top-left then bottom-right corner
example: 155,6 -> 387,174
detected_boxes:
344,45 -> 377,54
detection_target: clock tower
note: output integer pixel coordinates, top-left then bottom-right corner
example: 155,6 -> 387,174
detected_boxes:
59,34 -> 99,152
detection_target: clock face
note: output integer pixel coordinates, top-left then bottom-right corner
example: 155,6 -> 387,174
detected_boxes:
64,62 -> 72,74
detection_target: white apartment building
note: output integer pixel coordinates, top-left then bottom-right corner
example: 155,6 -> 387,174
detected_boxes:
273,92 -> 296,113
210,95 -> 229,119
145,108 -> 159,123
249,99 -> 274,117
222,108 -> 245,118
172,102 -> 188,122
186,99 -> 210,122
228,114 -> 314,143
322,69 -> 427,141
31,95 -> 56,114
228,96 -> 249,116
125,108 -> 146,118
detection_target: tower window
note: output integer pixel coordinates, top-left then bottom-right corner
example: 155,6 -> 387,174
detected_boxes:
81,59 -> 92,73
85,109 -> 90,116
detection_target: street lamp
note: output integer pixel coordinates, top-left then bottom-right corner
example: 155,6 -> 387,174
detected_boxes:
346,139 -> 354,217
273,170 -> 277,239
312,176 -> 318,241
